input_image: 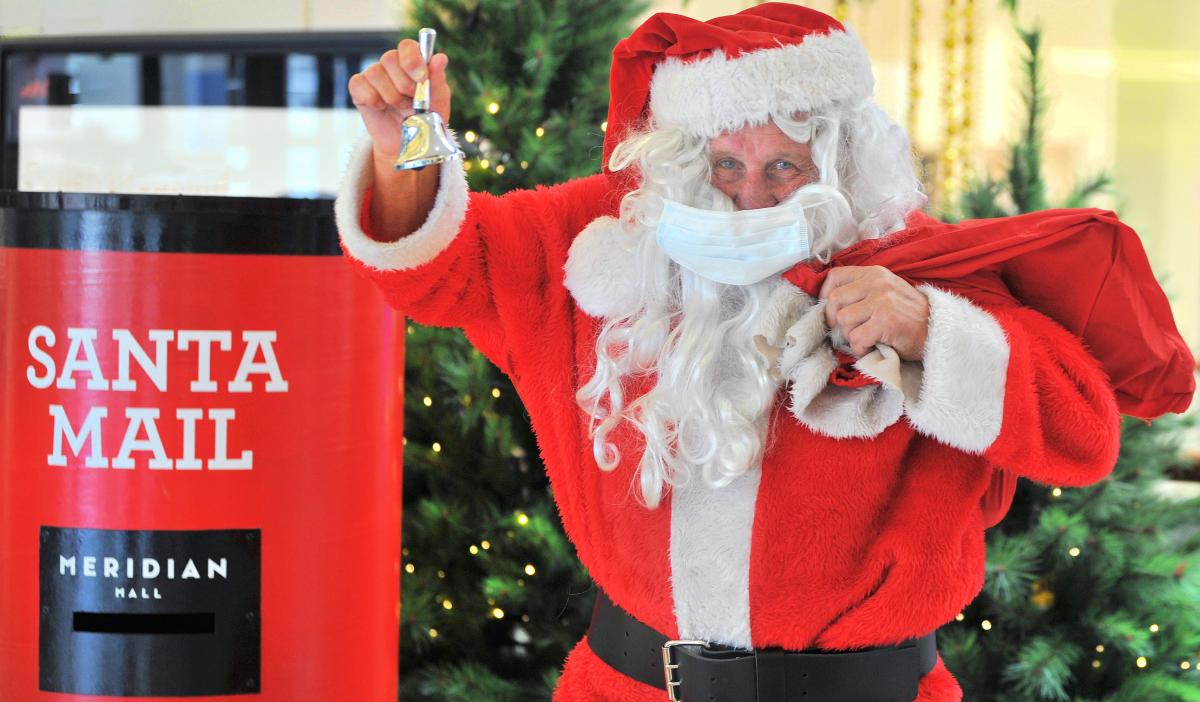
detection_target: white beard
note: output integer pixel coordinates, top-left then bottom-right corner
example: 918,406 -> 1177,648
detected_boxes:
569,190 -> 820,508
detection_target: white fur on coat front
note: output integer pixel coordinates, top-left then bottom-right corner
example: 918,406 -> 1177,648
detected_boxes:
334,135 -> 470,271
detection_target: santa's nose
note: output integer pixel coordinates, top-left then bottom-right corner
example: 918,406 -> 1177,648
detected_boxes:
732,176 -> 778,210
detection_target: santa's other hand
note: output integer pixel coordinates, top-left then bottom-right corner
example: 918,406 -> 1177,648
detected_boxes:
818,265 -> 930,361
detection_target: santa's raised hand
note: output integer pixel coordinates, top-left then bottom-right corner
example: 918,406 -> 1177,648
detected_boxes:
818,265 -> 930,361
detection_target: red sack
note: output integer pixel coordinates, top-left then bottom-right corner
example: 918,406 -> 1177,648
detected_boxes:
783,208 -> 1195,528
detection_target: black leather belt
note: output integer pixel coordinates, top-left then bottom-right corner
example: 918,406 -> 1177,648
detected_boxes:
587,589 -> 937,702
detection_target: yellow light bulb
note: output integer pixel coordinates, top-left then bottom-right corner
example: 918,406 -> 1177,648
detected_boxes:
492,607 -> 505,619
1069,547 -> 1081,557
1051,487 -> 1062,497
954,613 -> 965,622
404,563 -> 415,574
432,442 -> 442,453
601,120 -> 608,132
1092,659 -> 1101,668
480,159 -> 490,169
525,564 -> 536,576
442,599 -> 453,610
520,160 -> 529,169
437,570 -> 445,578
488,102 -> 500,114
492,388 -> 501,398
980,620 -> 992,631
481,540 -> 491,550
469,545 -> 479,555
517,513 -> 529,526
1096,644 -> 1105,653
1182,661 -> 1192,670
1150,624 -> 1160,632
423,396 -> 432,407
535,127 -> 545,138
429,628 -> 438,638
1137,657 -> 1148,668
495,164 -> 505,175
464,130 -> 477,143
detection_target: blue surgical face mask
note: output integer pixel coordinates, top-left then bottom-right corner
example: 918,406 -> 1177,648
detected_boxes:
655,197 -> 814,286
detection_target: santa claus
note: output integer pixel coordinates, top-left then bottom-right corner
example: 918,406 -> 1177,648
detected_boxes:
336,3 -> 1192,701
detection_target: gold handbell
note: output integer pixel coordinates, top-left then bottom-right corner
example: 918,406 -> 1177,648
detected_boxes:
394,28 -> 464,171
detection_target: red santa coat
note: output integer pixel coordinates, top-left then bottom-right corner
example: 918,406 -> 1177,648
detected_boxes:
335,140 -> 1129,702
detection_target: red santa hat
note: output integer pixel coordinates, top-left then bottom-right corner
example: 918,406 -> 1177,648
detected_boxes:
602,2 -> 874,176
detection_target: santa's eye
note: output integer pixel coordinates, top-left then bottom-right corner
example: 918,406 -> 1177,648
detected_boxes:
714,158 -> 739,170
771,160 -> 796,170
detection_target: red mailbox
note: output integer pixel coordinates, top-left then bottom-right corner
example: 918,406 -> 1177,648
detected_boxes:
0,191 -> 403,701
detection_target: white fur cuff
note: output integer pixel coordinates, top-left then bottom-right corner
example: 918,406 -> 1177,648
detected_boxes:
903,285 -> 1009,454
334,135 -> 470,271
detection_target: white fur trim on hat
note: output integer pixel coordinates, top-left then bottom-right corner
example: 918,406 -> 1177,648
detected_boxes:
563,215 -> 643,319
902,285 -> 1009,453
334,135 -> 470,271
649,27 -> 874,139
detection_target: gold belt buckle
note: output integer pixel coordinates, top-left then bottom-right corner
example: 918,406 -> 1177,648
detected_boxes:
662,639 -> 709,701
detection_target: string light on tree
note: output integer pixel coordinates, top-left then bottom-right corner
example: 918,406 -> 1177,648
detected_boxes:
481,540 -> 491,550
405,563 -> 415,574
1137,656 -> 1148,668
464,130 -> 478,143
492,387 -> 501,398
525,564 -> 536,576
487,101 -> 500,114
423,396 -> 432,407
516,512 -> 529,526
432,442 -> 442,453
442,599 -> 453,611
535,127 -> 545,138
469,545 -> 479,555
429,628 -> 438,638
1149,623 -> 1159,632
1051,487 -> 1062,498
1068,546 -> 1081,557
980,619 -> 992,631
1096,644 -> 1105,653
492,607 -> 505,619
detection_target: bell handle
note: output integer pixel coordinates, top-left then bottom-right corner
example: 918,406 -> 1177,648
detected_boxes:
412,28 -> 436,113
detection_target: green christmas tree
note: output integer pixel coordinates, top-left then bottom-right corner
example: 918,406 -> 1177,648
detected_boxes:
937,19 -> 1200,702
395,1 -> 644,699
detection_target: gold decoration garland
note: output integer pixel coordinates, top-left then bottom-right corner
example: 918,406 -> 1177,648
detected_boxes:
938,0 -> 961,209
907,0 -> 922,141
833,0 -> 850,23
959,0 -> 976,188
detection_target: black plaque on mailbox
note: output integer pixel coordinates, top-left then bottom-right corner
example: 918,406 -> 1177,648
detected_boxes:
39,526 -> 261,696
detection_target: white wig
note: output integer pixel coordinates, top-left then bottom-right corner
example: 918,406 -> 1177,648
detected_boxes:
575,100 -> 926,508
